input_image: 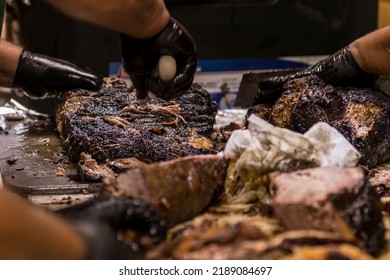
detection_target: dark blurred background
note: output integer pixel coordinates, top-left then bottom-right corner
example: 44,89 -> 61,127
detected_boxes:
5,0 -> 378,76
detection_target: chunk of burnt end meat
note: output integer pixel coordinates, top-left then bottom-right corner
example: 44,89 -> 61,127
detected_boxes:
242,103 -> 273,128
272,167 -> 385,256
103,155 -> 229,228
211,122 -> 243,152
68,153 -> 117,182
107,157 -> 148,174
56,83 -> 217,164
261,75 -> 390,167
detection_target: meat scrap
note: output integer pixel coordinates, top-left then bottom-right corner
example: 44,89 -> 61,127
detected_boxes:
70,152 -> 117,182
55,83 -> 218,165
271,166 -> 384,256
102,155 -> 229,228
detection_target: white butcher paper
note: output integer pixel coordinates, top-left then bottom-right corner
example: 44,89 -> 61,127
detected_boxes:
224,115 -> 361,177
303,122 -> 361,167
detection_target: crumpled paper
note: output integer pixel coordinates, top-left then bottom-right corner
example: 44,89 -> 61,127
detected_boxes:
223,115 -> 361,198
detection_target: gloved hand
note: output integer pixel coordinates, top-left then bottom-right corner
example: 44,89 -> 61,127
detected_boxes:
56,196 -> 165,260
257,46 -> 378,103
12,49 -> 103,99
120,17 -> 197,100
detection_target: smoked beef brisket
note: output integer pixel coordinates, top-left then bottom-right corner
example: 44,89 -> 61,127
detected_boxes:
56,81 -> 218,164
251,75 -> 390,167
103,155 -> 229,228
272,167 -> 384,256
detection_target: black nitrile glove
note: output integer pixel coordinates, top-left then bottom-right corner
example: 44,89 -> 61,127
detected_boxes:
12,49 -> 103,99
56,197 -> 166,260
257,46 -> 378,103
120,17 -> 197,100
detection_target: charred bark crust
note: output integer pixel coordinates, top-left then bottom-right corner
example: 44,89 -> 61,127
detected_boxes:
55,83 -> 218,163
272,167 -> 385,257
330,181 -> 385,256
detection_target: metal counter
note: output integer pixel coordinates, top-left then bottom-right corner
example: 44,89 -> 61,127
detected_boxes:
0,104 -> 99,209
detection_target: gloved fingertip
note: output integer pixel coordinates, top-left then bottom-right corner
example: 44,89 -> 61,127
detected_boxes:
136,88 -> 148,99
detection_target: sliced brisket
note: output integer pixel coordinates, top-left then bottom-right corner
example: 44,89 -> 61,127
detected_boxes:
272,166 -> 384,256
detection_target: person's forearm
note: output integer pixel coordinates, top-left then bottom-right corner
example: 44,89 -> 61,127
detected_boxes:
0,189 -> 87,259
350,25 -> 390,76
0,40 -> 22,87
45,0 -> 170,38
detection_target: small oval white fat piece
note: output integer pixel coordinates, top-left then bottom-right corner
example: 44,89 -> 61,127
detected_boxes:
148,91 -> 158,99
158,55 -> 177,81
